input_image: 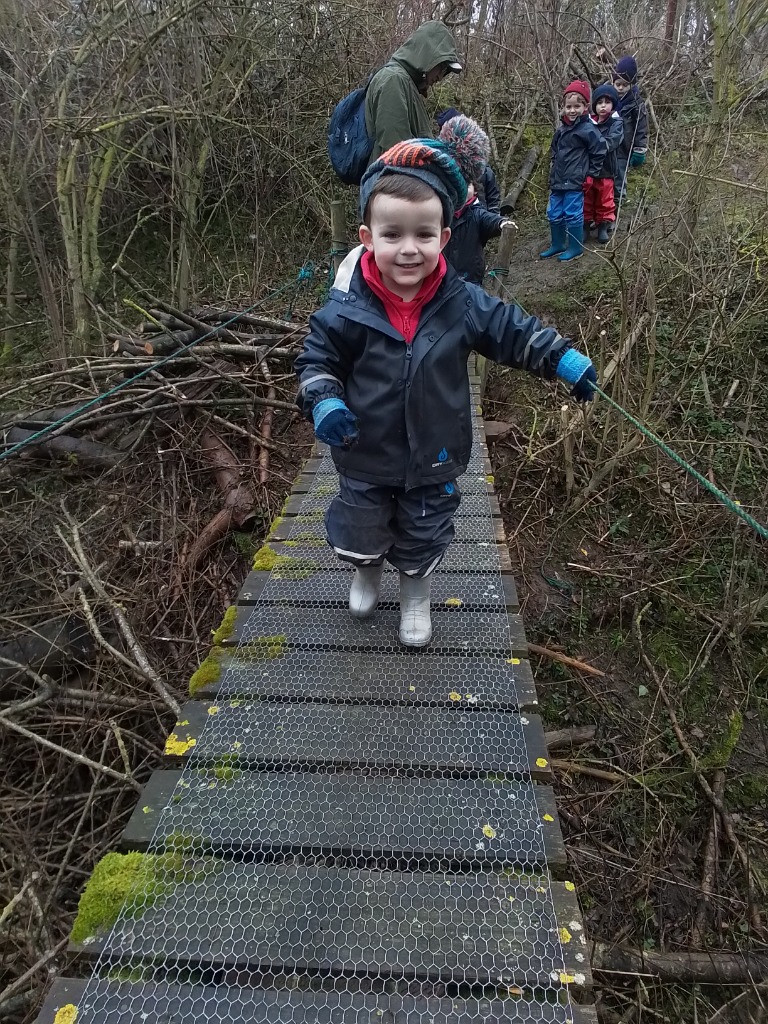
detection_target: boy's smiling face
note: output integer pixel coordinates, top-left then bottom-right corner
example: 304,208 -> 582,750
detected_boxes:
563,93 -> 587,119
359,194 -> 451,301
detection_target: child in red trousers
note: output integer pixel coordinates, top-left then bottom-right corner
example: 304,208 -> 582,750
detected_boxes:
583,83 -> 624,243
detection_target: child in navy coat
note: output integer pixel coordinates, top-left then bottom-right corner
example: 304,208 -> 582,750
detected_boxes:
540,80 -> 607,263
612,55 -> 648,201
295,140 -> 598,647
584,83 -> 624,243
437,115 -> 514,284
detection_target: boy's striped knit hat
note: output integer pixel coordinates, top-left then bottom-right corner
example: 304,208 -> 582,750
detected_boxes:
359,139 -> 468,223
437,114 -> 491,186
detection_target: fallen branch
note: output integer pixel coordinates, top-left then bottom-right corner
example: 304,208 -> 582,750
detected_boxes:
545,725 -> 597,750
2,426 -> 120,468
500,145 -> 540,214
551,759 -> 626,784
527,642 -> 606,677
591,941 -> 768,984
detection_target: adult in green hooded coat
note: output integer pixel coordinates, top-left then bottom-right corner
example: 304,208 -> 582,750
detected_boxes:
364,22 -> 462,164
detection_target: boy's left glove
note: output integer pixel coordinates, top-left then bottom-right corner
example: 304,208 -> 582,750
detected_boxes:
556,349 -> 597,402
312,397 -> 359,447
630,149 -> 646,167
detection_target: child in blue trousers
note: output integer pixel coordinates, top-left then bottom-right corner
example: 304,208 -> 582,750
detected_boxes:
540,80 -> 607,262
295,139 -> 598,647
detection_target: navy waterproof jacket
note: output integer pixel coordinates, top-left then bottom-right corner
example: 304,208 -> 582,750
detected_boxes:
591,112 -> 624,178
444,201 -> 505,284
295,246 -> 569,490
549,113 -> 607,192
477,166 -> 501,212
617,86 -> 648,157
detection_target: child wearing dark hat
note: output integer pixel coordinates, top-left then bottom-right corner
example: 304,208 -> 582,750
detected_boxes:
612,55 -> 648,201
295,138 -> 598,647
584,83 -> 624,243
437,114 -> 515,285
540,80 -> 607,262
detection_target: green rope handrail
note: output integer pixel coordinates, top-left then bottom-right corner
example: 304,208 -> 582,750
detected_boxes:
589,381 -> 768,540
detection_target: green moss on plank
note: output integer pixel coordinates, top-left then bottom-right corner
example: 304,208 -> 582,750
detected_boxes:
232,634 -> 287,661
71,851 -> 217,943
266,515 -> 284,539
211,605 -> 237,645
189,646 -> 225,696
252,544 -> 279,570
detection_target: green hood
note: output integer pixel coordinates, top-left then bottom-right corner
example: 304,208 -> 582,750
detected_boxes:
391,21 -> 461,76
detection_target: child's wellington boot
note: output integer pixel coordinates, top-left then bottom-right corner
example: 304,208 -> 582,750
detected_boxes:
539,221 -> 567,259
597,221 -> 612,244
398,572 -> 432,647
349,564 -> 384,618
558,223 -> 584,262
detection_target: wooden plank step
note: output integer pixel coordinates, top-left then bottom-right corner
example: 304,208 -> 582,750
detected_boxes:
164,702 -> 553,780
282,491 -> 501,518
122,769 -> 567,871
69,863 -> 590,991
193,649 -> 538,710
221,605 -> 526,657
268,514 -> 504,544
36,977 -> 598,1024
280,491 -> 502,517
256,539 -> 512,571
238,569 -> 519,611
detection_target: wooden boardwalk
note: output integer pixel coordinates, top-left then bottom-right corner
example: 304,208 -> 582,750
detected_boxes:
37,372 -> 596,1024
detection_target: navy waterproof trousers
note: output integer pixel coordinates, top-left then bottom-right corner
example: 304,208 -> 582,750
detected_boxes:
326,475 -> 461,577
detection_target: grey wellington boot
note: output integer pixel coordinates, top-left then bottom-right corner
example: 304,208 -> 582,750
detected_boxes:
597,221 -> 611,244
349,564 -> 384,619
399,572 -> 432,647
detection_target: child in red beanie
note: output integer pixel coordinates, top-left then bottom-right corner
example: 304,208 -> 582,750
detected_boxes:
540,80 -> 607,263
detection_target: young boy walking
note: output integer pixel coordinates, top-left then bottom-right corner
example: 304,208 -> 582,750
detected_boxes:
295,140 -> 597,647
612,56 -> 648,202
584,83 -> 624,243
540,80 -> 607,262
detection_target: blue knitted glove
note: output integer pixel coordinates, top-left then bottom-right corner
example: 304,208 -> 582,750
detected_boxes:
556,349 -> 597,402
630,150 -> 646,168
312,398 -> 359,447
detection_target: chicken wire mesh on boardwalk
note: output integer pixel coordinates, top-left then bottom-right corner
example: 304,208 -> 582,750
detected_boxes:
67,429 -> 588,1024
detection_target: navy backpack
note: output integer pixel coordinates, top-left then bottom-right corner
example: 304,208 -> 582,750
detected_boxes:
327,74 -> 376,185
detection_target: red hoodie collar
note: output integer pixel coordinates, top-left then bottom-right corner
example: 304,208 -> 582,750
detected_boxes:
360,249 -> 447,344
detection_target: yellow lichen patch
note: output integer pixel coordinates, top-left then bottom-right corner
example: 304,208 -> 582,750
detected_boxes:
207,706 -> 220,716
142,806 -> 152,814
536,757 -> 549,768
486,474 -> 494,484
449,691 -> 462,702
408,685 -> 416,692
564,880 -> 575,891
164,733 -> 197,757
559,926 -> 572,944
482,824 -> 497,839
559,973 -> 575,985
211,606 -> 238,645
542,813 -> 554,822
506,657 -> 521,665
444,597 -> 463,608
188,647 -> 225,697
54,1004 -> 78,1024
231,741 -> 242,750
178,719 -> 189,726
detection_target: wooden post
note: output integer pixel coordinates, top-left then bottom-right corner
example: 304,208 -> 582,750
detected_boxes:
330,200 -> 346,276
477,222 -> 517,396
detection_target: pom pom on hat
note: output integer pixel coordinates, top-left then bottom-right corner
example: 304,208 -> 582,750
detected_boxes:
592,82 -> 620,110
564,79 -> 591,104
614,55 -> 638,83
437,114 -> 491,184
359,139 -> 468,223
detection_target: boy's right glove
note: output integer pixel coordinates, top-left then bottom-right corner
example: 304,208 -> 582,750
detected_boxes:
556,349 -> 597,402
312,397 -> 359,447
